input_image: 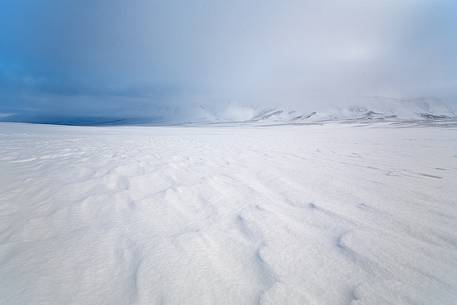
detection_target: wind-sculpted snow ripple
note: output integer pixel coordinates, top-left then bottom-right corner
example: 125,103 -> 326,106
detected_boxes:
0,122 -> 456,305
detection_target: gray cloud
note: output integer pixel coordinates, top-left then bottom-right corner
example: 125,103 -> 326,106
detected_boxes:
0,0 -> 456,120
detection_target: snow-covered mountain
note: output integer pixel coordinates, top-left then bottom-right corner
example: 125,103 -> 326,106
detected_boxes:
227,97 -> 457,124
1,97 -> 455,126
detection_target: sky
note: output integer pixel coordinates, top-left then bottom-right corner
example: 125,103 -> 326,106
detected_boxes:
0,0 -> 456,122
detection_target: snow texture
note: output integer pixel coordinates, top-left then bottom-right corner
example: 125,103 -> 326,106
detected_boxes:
0,122 -> 456,305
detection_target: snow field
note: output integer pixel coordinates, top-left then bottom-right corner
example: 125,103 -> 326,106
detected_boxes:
0,122 -> 456,305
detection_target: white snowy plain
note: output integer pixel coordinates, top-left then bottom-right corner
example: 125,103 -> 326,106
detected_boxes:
0,122 -> 456,305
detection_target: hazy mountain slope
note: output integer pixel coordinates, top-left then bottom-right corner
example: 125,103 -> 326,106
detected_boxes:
246,98 -> 457,124
1,97 -> 455,126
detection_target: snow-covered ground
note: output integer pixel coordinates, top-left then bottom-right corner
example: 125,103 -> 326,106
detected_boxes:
0,122 -> 456,305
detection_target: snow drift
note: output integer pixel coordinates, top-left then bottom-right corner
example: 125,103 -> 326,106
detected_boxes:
0,121 -> 456,305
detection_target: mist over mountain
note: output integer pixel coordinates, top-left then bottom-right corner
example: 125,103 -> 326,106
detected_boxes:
3,96 -> 455,125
